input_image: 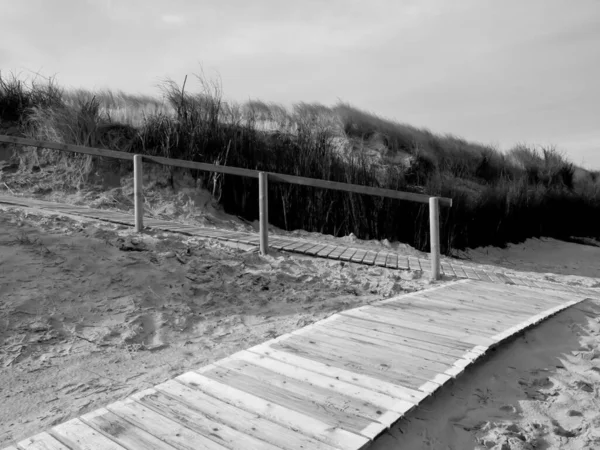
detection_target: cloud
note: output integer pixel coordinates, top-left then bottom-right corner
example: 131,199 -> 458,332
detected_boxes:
161,14 -> 185,24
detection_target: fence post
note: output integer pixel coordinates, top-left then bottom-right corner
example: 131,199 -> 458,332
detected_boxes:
134,154 -> 144,233
429,196 -> 440,280
259,172 -> 269,255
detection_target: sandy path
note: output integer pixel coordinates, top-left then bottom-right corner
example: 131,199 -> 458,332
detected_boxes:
0,206 -> 430,446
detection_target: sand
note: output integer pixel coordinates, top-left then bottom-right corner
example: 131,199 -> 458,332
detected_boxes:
0,205 -> 430,446
2,167 -> 600,448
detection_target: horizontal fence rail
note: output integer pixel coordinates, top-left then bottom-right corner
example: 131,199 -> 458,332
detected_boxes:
0,134 -> 452,279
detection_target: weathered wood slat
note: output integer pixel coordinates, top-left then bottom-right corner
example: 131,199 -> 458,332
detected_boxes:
292,242 -> 319,253
16,433 -> 69,450
373,252 -> 388,267
397,257 -> 409,270
316,324 -> 459,365
316,245 -> 337,257
392,294 -> 529,326
177,372 -> 370,449
233,350 -> 415,415
350,249 -> 368,263
333,314 -> 476,354
420,289 -> 545,316
282,240 -> 310,251
107,398 -> 228,449
373,302 -> 510,335
336,310 -> 488,349
385,253 -> 398,269
326,247 -> 346,259
203,359 -> 385,436
249,343 -> 427,404
339,248 -> 358,262
153,380 -> 340,450
272,335 -> 430,389
130,388 -> 282,450
475,282 -> 570,305
81,409 -> 175,450
326,320 -> 468,360
439,285 -> 555,313
361,251 -> 377,265
340,308 -> 496,347
305,244 -> 329,256
287,329 -> 449,376
408,257 -> 421,271
51,418 -> 126,450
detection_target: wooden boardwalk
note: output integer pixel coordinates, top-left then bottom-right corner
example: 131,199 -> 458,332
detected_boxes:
0,195 -> 594,294
3,280 -> 596,450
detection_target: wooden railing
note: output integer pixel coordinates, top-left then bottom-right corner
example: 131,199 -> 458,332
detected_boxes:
0,135 -> 452,279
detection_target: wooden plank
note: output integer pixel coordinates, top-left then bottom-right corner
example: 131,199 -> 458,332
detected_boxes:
203,359 -> 388,436
350,249 -> 368,263
373,252 -> 388,267
362,251 -> 377,265
292,241 -> 319,253
0,135 -> 134,161
130,388 -> 283,450
316,323 -> 460,365
435,285 -> 551,313
481,282 -> 574,304
462,268 -> 480,280
275,333 -> 431,388
446,282 -> 566,310
107,398 -> 228,449
339,248 -> 358,262
333,315 -> 475,353
268,171 -> 453,206
282,240 -> 309,251
373,301 -> 512,334
266,238 -> 290,250
81,408 -> 179,450
233,350 -> 415,415
270,337 -> 435,390
144,154 -> 260,178
326,320 -> 468,360
420,289 -> 544,316
51,418 -> 126,450
327,247 -> 346,260
407,257 -> 421,271
385,253 -> 398,269
474,271 -> 493,282
16,433 -> 69,450
153,380 -> 340,450
316,245 -> 337,257
339,308 -> 494,347
305,244 -> 329,256
397,257 -> 409,270
290,328 -> 451,375
249,343 -> 427,404
340,308 -> 496,347
399,292 -> 530,324
451,265 -> 467,278
176,372 -> 369,450
410,287 -> 538,317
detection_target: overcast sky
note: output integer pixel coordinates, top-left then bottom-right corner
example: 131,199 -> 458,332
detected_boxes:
2,0 -> 599,167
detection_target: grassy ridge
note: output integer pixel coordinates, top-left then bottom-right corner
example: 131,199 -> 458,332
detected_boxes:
1,70 -> 599,254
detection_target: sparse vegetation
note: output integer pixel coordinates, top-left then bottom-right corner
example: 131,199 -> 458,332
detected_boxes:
1,70 -> 599,254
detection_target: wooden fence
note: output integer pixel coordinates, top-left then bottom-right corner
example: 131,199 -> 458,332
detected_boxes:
0,135 -> 452,279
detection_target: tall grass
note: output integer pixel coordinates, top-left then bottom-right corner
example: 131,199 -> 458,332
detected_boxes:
2,70 -> 599,254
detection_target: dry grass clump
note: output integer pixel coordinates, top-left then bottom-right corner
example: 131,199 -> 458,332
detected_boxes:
1,70 -> 599,254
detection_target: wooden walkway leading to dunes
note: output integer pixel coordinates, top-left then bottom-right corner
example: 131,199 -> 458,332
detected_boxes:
3,280 -> 597,450
0,195 -> 593,295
